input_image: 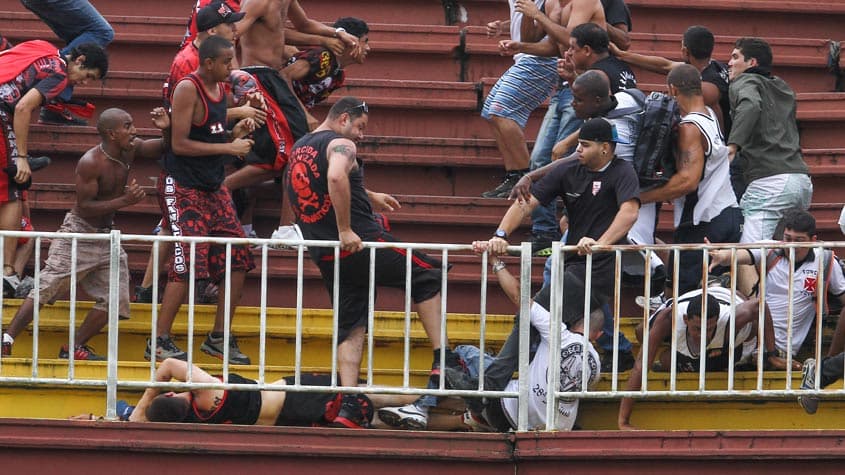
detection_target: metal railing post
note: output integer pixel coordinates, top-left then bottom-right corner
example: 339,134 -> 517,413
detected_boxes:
104,230 -> 121,420
516,241 -> 532,431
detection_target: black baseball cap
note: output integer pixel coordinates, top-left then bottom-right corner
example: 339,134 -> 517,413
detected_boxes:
196,2 -> 245,32
579,117 -> 618,143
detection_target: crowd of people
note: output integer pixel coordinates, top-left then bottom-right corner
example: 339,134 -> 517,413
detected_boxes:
0,0 -> 841,431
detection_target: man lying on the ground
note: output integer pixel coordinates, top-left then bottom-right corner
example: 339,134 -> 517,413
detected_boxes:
442,288 -> 603,432
128,358 -> 417,428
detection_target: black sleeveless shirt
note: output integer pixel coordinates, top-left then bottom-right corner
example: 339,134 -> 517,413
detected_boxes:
182,373 -> 262,425
285,129 -> 382,260
164,74 -> 231,191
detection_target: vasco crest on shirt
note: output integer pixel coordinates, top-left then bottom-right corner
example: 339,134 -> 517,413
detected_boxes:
592,181 -> 601,196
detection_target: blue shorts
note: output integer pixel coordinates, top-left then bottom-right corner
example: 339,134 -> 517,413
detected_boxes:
481,55 -> 558,128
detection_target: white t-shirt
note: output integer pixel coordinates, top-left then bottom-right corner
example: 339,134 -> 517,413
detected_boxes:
605,90 -> 641,162
673,108 -> 738,227
750,246 -> 845,354
501,301 -> 600,431
650,287 -> 751,359
509,0 -> 548,64
838,204 -> 845,235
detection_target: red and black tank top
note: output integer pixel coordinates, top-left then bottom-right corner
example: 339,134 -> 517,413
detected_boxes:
164,73 -> 231,191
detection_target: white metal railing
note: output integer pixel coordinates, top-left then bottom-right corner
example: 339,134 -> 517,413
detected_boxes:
0,229 -> 843,430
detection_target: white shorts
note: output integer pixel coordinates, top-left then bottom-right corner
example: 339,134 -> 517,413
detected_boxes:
740,173 -> 813,243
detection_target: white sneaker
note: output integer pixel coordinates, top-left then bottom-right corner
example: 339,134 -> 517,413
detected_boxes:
269,224 -> 304,250
377,404 -> 428,430
635,293 -> 666,312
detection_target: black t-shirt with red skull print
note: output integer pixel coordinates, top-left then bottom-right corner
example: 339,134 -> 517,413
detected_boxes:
285,129 -> 382,260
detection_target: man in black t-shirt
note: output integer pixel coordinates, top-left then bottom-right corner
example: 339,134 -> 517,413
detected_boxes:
563,22 -> 637,94
283,96 -> 466,429
487,117 -> 640,322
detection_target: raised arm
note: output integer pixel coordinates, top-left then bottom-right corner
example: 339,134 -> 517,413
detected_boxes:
618,306 -> 673,429
129,358 -> 216,422
610,42 -> 680,75
287,0 -> 359,53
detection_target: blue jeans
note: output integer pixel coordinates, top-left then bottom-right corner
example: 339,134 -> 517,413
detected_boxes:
529,86 -> 582,237
416,346 -> 496,409
21,0 -> 113,101
21,0 -> 114,53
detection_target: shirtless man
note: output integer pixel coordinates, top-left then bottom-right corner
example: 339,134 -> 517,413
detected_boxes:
224,0 -> 361,243
502,0 -> 606,57
1,107 -> 169,360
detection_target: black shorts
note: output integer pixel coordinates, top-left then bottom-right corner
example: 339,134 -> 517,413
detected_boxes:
669,206 -> 743,293
558,258 -> 615,326
241,66 -> 308,173
674,345 -> 743,372
275,374 -> 341,426
315,232 -> 444,343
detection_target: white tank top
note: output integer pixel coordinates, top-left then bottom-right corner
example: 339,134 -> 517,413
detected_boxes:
673,107 -> 738,227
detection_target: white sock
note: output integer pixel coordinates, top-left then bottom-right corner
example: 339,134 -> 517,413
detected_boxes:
2,333 -> 13,344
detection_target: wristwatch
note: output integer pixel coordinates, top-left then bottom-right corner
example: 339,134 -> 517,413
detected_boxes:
334,27 -> 346,37
493,229 -> 508,240
491,260 -> 507,273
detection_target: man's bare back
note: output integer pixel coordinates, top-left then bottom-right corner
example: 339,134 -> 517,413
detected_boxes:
238,0 -> 291,69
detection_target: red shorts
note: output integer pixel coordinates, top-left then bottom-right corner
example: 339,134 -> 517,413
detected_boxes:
158,173 -> 254,282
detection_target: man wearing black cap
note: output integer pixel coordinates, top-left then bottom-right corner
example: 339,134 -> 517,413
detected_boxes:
487,117 -> 639,319
442,119 -> 636,417
162,2 -> 244,108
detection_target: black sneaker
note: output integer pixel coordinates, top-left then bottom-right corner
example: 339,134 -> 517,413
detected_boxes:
443,367 -> 485,414
481,171 -> 523,198
201,333 -> 251,365
38,106 -> 88,126
330,394 -> 374,429
145,335 -> 187,362
601,350 -> 635,373
3,273 -> 21,298
430,348 -> 467,387
59,344 -> 106,361
134,285 -> 153,303
27,156 -> 51,172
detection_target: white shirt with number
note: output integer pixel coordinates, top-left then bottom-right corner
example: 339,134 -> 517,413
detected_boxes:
501,301 -> 600,431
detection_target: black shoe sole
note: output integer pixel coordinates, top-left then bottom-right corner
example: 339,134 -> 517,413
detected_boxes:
376,409 -> 426,430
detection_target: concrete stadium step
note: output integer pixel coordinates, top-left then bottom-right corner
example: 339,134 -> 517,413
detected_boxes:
2,358 -> 844,430
24,124 -> 845,203
441,0 -> 845,38
67,71 -> 845,146
465,28 -> 840,92
0,13 -> 474,82
0,302 -> 515,370
21,180 -> 845,243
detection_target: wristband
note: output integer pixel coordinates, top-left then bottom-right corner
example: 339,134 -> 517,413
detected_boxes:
491,260 -> 506,273
334,27 -> 346,37
493,228 -> 508,240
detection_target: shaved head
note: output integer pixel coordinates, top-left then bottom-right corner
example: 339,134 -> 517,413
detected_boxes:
97,108 -> 131,140
573,70 -> 611,99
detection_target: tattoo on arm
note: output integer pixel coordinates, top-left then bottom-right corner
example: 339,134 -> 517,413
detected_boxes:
331,144 -> 355,160
679,150 -> 694,169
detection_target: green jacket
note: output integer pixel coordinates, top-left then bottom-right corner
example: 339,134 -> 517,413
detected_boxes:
728,72 -> 809,183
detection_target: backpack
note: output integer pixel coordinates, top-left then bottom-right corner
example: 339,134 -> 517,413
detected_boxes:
607,89 -> 680,191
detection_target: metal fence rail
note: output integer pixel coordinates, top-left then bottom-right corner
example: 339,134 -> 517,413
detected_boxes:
0,229 -> 843,430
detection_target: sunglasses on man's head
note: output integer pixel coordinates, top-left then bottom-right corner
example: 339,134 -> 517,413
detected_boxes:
345,102 -> 368,114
